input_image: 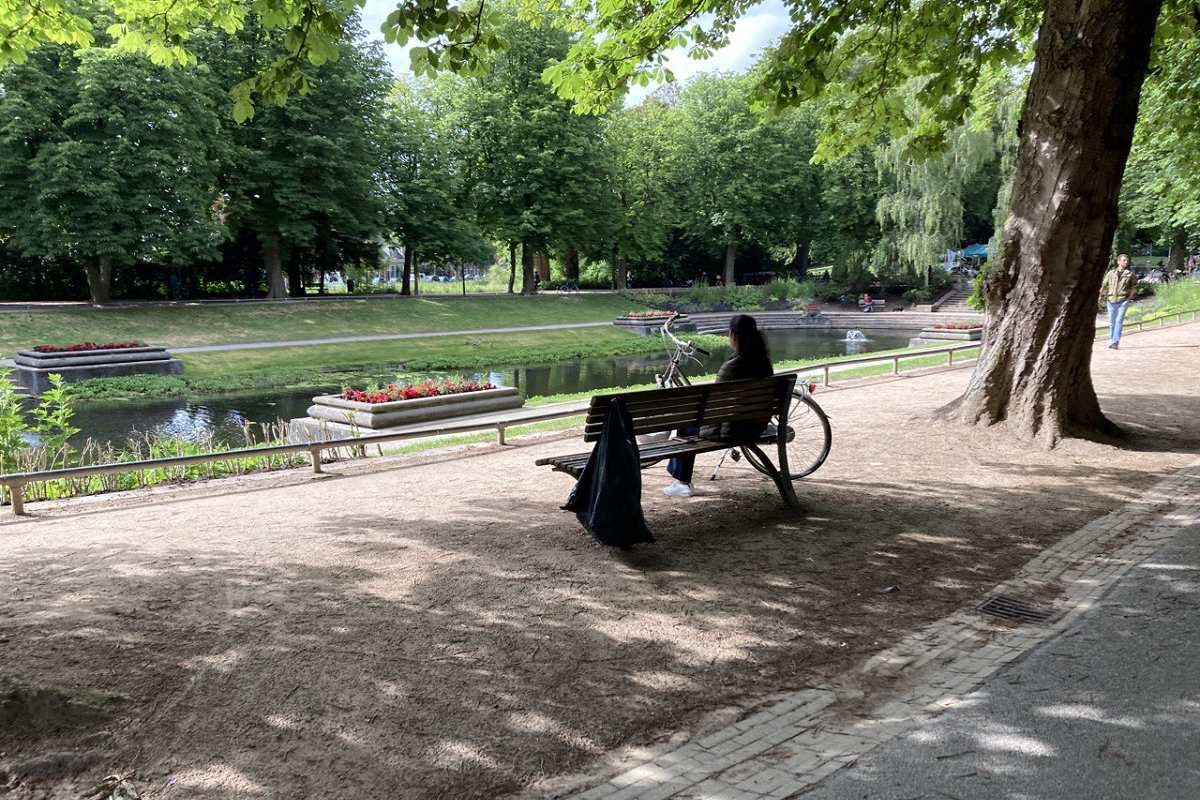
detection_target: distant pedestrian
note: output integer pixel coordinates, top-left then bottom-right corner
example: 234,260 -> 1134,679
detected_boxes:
1100,253 -> 1138,350
839,293 -> 847,310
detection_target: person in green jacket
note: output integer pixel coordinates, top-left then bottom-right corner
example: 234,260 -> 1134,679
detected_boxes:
1100,253 -> 1138,349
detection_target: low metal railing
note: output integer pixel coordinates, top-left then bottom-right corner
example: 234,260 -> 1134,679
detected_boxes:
4,305 -> 1198,517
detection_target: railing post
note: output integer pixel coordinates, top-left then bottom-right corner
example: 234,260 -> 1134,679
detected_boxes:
310,450 -> 323,474
497,423 -> 507,445
9,483 -> 25,516
823,365 -> 830,387
893,356 -> 899,375
948,350 -> 954,366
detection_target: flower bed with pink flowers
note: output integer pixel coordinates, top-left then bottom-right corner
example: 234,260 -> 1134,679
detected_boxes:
341,379 -> 496,405
32,341 -> 148,353
300,381 -> 525,431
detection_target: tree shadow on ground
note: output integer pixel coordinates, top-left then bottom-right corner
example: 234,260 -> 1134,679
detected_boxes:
0,443 -> 1171,799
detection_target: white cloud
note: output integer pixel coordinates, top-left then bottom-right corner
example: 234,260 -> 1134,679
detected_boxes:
357,0 -> 792,102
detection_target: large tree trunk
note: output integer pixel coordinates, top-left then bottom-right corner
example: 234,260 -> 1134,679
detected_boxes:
286,253 -> 304,298
789,241 -> 811,278
723,242 -> 737,287
941,0 -> 1162,448
401,247 -> 413,296
264,238 -> 287,299
520,241 -> 536,295
84,255 -> 113,305
411,250 -> 420,296
1168,227 -> 1187,276
563,248 -> 580,281
508,243 -> 517,294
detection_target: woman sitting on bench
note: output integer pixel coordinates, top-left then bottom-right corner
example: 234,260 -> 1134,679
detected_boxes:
664,314 -> 773,498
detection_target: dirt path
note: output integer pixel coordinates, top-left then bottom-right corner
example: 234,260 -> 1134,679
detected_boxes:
2,322 -> 1198,800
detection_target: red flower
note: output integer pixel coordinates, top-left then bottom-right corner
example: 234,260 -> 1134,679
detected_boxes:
341,378 -> 497,404
34,341 -> 147,353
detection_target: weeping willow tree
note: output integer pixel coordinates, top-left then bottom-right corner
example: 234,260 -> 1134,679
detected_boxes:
873,95 -> 1005,284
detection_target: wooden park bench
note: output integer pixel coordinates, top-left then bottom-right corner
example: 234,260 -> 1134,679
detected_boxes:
857,298 -> 886,309
536,375 -> 800,508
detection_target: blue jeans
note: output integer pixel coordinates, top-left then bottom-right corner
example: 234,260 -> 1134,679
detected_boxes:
1107,301 -> 1129,344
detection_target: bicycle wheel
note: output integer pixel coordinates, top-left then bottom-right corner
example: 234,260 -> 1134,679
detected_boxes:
743,390 -> 832,479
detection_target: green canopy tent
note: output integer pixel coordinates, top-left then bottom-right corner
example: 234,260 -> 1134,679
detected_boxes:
962,243 -> 989,261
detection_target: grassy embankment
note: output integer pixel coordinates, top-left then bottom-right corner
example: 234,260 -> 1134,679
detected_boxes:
1,294 -> 665,399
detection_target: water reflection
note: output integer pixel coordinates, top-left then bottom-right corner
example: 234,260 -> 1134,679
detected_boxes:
67,327 -> 920,448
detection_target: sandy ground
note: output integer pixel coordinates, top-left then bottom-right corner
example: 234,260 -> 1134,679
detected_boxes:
2,322 -> 1199,800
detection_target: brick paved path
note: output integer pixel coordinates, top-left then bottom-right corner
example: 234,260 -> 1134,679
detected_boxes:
555,457 -> 1200,800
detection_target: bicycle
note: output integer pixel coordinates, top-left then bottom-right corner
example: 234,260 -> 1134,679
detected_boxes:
654,313 -> 832,480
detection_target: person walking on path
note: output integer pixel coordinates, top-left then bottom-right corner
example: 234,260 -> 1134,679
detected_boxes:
1100,253 -> 1138,349
663,314 -> 773,498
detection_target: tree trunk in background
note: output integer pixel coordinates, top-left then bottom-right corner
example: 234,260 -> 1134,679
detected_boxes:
723,242 -> 737,286
411,250 -> 419,296
401,247 -> 413,296
521,241 -> 536,295
83,255 -> 113,305
790,241 -> 811,279
564,249 -> 580,281
264,238 -> 287,299
508,243 -> 517,294
940,0 -> 1162,448
1168,227 -> 1187,276
286,255 -> 303,298
536,251 -> 551,283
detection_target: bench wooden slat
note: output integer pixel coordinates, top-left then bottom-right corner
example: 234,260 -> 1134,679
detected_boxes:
537,374 -> 801,511
583,378 -> 785,442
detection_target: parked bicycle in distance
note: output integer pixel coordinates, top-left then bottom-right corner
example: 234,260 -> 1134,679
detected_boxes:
655,313 -> 832,480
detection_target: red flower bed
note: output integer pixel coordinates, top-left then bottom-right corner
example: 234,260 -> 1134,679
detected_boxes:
341,379 -> 497,405
932,324 -> 982,330
33,341 -> 148,353
623,311 -> 676,318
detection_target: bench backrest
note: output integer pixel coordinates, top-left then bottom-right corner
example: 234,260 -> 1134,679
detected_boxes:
583,375 -> 797,442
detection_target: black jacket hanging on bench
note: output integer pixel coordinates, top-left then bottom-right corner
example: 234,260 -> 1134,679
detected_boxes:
562,397 -> 655,547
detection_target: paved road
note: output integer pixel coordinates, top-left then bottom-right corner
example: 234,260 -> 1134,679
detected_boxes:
801,523 -> 1200,800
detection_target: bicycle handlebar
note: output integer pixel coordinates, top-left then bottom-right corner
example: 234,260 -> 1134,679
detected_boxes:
660,313 -> 711,355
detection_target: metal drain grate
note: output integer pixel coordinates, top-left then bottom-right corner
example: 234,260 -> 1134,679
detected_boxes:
977,594 -> 1055,624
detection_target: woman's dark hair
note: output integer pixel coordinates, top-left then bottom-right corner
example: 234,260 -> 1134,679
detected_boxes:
730,314 -> 770,364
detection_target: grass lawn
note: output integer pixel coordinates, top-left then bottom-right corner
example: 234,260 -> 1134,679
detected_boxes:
180,327 -> 666,377
0,294 -> 646,353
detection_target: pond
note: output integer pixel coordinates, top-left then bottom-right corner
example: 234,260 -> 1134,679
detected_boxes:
64,327 -> 920,448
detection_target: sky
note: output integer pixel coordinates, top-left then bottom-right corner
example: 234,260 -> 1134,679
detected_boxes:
357,0 -> 791,105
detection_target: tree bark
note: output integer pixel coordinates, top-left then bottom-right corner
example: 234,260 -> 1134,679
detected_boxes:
520,241 -> 536,295
508,243 -> 517,294
723,242 -> 737,287
789,241 -> 811,279
1168,227 -> 1186,276
411,250 -> 420,296
941,0 -> 1162,448
84,255 -> 113,305
564,248 -> 580,281
264,238 -> 287,299
286,253 -> 304,298
401,247 -> 413,296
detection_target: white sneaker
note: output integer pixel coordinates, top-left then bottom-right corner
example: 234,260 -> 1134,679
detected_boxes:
663,480 -> 694,498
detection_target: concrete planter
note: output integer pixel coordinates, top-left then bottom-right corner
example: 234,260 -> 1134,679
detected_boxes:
918,327 -> 983,341
613,314 -> 696,335
12,345 -> 184,394
304,386 -> 525,429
